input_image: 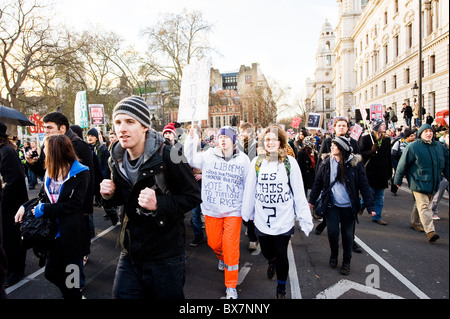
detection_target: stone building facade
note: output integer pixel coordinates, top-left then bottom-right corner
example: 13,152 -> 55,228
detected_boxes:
333,0 -> 449,127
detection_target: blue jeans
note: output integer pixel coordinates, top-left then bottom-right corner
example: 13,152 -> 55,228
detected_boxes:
112,252 -> 185,299
191,205 -> 204,240
405,117 -> 412,128
360,187 -> 385,221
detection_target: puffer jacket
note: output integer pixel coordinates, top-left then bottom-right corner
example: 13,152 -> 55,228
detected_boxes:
105,130 -> 202,263
309,154 -> 375,220
394,124 -> 449,195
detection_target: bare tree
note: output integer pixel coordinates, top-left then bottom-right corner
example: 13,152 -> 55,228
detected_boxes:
141,9 -> 215,93
0,0 -> 57,110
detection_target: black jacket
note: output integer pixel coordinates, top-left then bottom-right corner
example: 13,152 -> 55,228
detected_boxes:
297,148 -> 318,190
359,133 -> 392,189
309,154 -> 375,220
105,131 -> 202,262
0,144 -> 29,219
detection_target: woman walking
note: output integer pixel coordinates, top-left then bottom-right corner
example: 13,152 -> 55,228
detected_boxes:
16,134 -> 90,299
242,125 -> 313,299
309,136 -> 375,275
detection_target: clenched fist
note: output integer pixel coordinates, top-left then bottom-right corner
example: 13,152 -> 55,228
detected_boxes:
138,187 -> 158,211
100,179 -> 116,199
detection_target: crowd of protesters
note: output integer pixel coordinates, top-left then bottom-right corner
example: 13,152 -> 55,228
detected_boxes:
0,96 -> 448,299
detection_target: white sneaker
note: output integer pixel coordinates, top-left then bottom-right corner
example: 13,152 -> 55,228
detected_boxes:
248,242 -> 258,251
226,288 -> 238,299
432,213 -> 441,220
218,260 -> 225,271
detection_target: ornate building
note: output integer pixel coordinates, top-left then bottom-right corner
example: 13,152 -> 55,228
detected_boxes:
305,19 -> 336,130
332,0 -> 449,127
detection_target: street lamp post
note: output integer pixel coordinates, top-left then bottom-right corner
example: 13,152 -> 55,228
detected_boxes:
321,85 -> 325,130
418,0 -> 423,126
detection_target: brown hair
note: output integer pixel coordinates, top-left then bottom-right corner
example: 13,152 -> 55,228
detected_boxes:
258,124 -> 288,162
44,134 -> 78,180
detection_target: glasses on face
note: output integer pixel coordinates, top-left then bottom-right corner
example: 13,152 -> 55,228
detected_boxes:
264,138 -> 279,143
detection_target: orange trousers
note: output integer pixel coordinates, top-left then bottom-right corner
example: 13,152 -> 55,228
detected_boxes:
204,215 -> 241,288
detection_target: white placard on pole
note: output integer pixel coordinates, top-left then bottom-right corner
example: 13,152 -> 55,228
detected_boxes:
178,58 -> 211,123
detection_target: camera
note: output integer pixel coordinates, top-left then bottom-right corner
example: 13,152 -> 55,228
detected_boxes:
31,150 -> 39,158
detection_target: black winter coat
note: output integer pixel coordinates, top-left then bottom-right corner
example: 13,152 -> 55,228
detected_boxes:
297,148 -> 318,190
106,134 -> 202,262
358,133 -> 392,189
23,167 -> 90,261
309,154 -> 375,220
0,144 -> 29,219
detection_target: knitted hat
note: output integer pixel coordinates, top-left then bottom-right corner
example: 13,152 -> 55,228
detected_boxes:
0,121 -> 8,138
303,136 -> 315,149
332,136 -> 353,153
403,128 -> 414,139
162,124 -> 177,136
113,95 -> 151,128
371,118 -> 384,132
87,127 -> 99,139
217,126 -> 236,144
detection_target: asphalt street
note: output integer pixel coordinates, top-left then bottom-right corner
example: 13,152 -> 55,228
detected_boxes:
5,182 -> 449,301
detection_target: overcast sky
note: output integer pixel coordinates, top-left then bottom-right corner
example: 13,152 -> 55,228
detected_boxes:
54,0 -> 339,116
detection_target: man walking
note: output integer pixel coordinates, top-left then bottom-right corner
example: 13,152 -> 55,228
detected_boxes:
394,124 -> 449,242
100,95 -> 201,299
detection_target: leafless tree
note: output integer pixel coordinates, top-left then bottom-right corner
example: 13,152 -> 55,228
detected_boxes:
141,9 -> 215,94
0,0 -> 57,110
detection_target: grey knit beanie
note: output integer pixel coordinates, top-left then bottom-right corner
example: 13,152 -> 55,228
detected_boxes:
113,96 -> 151,128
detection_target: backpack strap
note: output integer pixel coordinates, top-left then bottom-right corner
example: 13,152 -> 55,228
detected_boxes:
255,155 -> 263,178
153,143 -> 170,195
283,157 -> 293,194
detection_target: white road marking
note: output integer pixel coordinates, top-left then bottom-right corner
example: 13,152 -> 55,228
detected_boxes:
354,236 -> 430,299
288,241 -> 302,299
315,279 -> 404,299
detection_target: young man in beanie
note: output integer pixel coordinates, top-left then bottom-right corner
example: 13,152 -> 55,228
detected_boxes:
184,125 -> 250,299
99,95 -> 201,299
358,118 -> 392,225
394,124 -> 449,242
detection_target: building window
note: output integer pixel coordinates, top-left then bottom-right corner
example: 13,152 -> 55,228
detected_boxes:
245,75 -> 252,83
430,55 -> 436,74
393,74 -> 397,89
407,24 -> 413,49
394,0 -> 398,13
405,68 -> 410,84
384,11 -> 388,25
326,99 -> 331,109
393,35 -> 399,58
383,44 -> 388,65
382,80 -> 387,93
326,55 -> 331,65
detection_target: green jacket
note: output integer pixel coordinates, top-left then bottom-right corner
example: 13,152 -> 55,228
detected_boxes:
394,124 -> 449,195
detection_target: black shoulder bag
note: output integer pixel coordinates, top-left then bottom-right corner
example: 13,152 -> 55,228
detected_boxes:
20,192 -> 57,266
314,180 -> 338,218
